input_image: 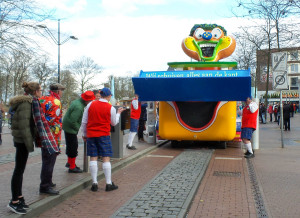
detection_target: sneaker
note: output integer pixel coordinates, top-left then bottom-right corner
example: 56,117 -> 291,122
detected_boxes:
18,197 -> 29,210
244,152 -> 255,158
91,183 -> 98,192
69,167 -> 83,173
7,200 -> 26,215
105,182 -> 118,192
126,144 -> 137,150
39,188 -> 59,195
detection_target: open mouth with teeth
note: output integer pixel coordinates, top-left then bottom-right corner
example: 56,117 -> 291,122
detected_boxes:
168,101 -> 225,132
195,42 -> 218,61
200,43 -> 216,57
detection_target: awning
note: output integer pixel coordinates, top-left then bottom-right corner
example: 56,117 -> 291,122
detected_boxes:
132,69 -> 251,102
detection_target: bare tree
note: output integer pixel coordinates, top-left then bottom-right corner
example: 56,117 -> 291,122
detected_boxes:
232,0 -> 300,111
31,55 -> 55,91
67,56 -> 103,93
233,0 -> 298,49
107,74 -> 137,101
60,70 -> 78,107
0,0 -> 53,56
11,50 -> 33,95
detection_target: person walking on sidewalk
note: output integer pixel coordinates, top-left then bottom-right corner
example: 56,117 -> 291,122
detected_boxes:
7,82 -> 59,215
39,83 -> 65,195
241,97 -> 259,158
268,103 -> 273,122
81,87 -> 125,192
273,102 -> 278,122
126,93 -> 141,150
283,103 -> 291,131
63,91 -> 95,173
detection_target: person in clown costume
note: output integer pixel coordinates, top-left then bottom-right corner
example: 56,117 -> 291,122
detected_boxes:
39,83 -> 65,195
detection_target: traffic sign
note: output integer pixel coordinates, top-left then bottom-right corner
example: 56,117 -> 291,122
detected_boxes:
272,52 -> 287,72
273,71 -> 288,90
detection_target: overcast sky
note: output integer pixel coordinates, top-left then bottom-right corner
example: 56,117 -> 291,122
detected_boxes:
35,0 -> 249,83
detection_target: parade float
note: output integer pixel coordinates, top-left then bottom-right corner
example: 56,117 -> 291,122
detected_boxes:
132,24 -> 251,148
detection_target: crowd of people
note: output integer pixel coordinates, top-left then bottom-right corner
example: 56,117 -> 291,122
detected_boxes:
238,97 -> 298,159
7,81 -> 298,215
260,101 -> 298,131
5,81 -> 150,215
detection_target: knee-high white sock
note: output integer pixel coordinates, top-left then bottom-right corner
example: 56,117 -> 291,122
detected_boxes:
127,132 -> 137,147
102,162 -> 112,184
245,143 -> 253,154
89,161 -> 98,184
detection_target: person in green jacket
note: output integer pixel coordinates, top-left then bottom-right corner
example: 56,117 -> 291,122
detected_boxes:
62,91 -> 95,173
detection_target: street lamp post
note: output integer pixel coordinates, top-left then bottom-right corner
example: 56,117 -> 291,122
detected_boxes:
37,19 -> 78,83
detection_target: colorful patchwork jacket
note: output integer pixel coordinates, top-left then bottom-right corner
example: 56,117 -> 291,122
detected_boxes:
39,91 -> 63,146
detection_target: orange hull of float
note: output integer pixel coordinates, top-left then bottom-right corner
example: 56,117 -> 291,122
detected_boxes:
159,101 -> 236,141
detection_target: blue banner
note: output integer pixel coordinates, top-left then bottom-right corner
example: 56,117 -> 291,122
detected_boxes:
139,69 -> 250,78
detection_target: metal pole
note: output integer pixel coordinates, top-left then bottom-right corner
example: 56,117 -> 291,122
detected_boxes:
252,98 -> 259,150
153,101 -> 157,145
58,19 -> 61,83
83,141 -> 89,172
280,90 -> 284,148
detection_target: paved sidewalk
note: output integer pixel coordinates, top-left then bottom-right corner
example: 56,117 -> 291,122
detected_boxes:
0,129 -> 160,218
1,113 -> 300,217
252,113 -> 300,218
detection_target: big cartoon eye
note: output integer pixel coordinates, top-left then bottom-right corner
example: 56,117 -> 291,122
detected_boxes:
211,28 -> 223,39
194,28 -> 205,40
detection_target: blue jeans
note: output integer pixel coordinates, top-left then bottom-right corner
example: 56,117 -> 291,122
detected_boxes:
262,112 -> 266,124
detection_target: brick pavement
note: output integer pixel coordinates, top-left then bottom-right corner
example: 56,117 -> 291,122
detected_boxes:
37,146 -> 183,218
113,150 -> 212,217
2,113 -> 300,217
187,144 -> 256,218
0,129 -> 156,218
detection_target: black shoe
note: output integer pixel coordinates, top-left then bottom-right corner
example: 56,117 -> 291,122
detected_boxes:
50,182 -> 56,188
244,150 -> 254,156
40,188 -> 59,195
66,162 -> 81,169
91,183 -> 98,192
244,152 -> 255,158
7,200 -> 26,215
18,197 -> 29,210
105,182 -> 118,192
69,167 -> 83,173
244,150 -> 251,156
126,144 -> 137,150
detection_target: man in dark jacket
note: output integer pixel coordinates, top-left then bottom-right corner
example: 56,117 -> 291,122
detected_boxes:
138,102 -> 147,142
283,103 -> 291,131
62,91 -> 95,173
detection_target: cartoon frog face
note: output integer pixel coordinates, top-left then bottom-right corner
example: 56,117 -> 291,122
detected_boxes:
181,24 -> 236,62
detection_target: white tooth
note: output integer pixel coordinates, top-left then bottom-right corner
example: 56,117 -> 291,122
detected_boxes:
200,43 -> 216,48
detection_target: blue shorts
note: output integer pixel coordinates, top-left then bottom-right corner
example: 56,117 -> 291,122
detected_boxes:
87,136 -> 113,157
130,118 -> 139,132
241,128 -> 255,140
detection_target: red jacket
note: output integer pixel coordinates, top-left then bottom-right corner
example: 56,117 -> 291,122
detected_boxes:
242,105 -> 258,129
87,101 -> 112,137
